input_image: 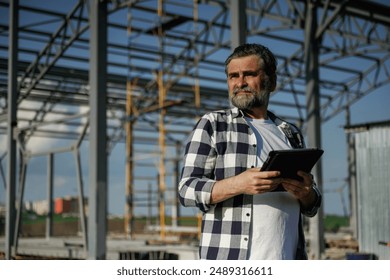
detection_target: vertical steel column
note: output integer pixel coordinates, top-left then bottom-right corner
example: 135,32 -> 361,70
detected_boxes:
158,70 -> 167,240
230,0 -> 246,48
74,149 -> 88,251
5,0 -> 18,260
304,0 -> 325,259
157,3 -> 166,240
346,107 -> 358,238
46,153 -> 54,239
88,0 -> 107,259
125,81 -> 134,239
12,158 -> 27,255
193,0 -> 201,111
174,142 -> 181,226
125,3 -> 135,240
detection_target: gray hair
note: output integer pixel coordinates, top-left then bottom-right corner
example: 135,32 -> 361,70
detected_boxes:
225,43 -> 277,92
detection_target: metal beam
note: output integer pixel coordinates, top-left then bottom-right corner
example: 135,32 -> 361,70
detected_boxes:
125,81 -> 134,239
46,153 -> 54,239
88,0 -> 108,260
5,0 -> 18,260
74,148 -> 88,255
17,0 -> 89,102
13,156 -> 28,256
304,0 -> 325,259
230,0 -> 247,48
345,106 -> 358,239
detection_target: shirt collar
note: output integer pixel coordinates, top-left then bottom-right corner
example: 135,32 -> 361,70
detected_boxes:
231,107 -> 242,118
231,106 -> 273,121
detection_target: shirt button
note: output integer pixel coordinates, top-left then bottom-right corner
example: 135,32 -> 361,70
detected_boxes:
246,213 -> 250,217
251,165 -> 254,168
244,237 -> 248,241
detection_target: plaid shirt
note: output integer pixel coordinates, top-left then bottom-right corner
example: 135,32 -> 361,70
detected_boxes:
178,107 -> 321,260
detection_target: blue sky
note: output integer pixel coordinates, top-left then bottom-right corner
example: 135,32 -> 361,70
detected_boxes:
0,0 -> 389,218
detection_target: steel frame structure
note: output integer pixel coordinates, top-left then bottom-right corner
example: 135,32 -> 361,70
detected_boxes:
0,0 -> 389,259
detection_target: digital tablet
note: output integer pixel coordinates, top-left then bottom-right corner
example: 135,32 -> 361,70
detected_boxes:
260,148 -> 324,182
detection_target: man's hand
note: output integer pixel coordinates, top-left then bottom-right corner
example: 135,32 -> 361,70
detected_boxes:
281,171 -> 316,208
236,168 -> 283,195
210,168 -> 282,204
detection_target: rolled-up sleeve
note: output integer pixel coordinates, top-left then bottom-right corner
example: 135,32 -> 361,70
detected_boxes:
301,185 -> 322,217
178,116 -> 217,213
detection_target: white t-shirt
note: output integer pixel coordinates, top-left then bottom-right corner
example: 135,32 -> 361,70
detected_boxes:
245,117 -> 300,260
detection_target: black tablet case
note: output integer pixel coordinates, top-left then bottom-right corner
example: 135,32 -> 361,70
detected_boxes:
260,148 -> 324,190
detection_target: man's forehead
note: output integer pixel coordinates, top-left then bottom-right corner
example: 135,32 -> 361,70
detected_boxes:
227,56 -> 261,72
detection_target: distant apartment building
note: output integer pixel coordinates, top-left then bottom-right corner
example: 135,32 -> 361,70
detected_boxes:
24,200 -> 50,215
23,196 -> 87,215
55,196 -> 87,214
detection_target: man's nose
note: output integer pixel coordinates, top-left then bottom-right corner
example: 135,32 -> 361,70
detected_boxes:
237,75 -> 248,87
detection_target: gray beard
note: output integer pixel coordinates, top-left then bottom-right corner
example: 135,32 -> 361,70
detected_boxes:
230,87 -> 269,110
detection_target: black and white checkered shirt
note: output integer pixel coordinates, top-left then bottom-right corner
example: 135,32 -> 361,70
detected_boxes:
178,107 -> 321,260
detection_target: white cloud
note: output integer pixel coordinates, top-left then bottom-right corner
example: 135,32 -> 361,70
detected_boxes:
14,100 -> 89,154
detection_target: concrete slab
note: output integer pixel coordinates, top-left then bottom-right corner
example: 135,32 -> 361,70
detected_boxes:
0,237 -> 199,260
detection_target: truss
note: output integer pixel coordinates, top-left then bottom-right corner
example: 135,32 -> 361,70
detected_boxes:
1,0 -> 389,139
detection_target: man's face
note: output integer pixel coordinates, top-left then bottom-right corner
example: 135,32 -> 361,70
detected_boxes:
226,55 -> 269,110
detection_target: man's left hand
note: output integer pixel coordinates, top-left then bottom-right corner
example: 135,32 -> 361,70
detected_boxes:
281,171 -> 316,205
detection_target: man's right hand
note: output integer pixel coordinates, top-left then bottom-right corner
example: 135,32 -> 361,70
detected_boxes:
210,168 -> 282,204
